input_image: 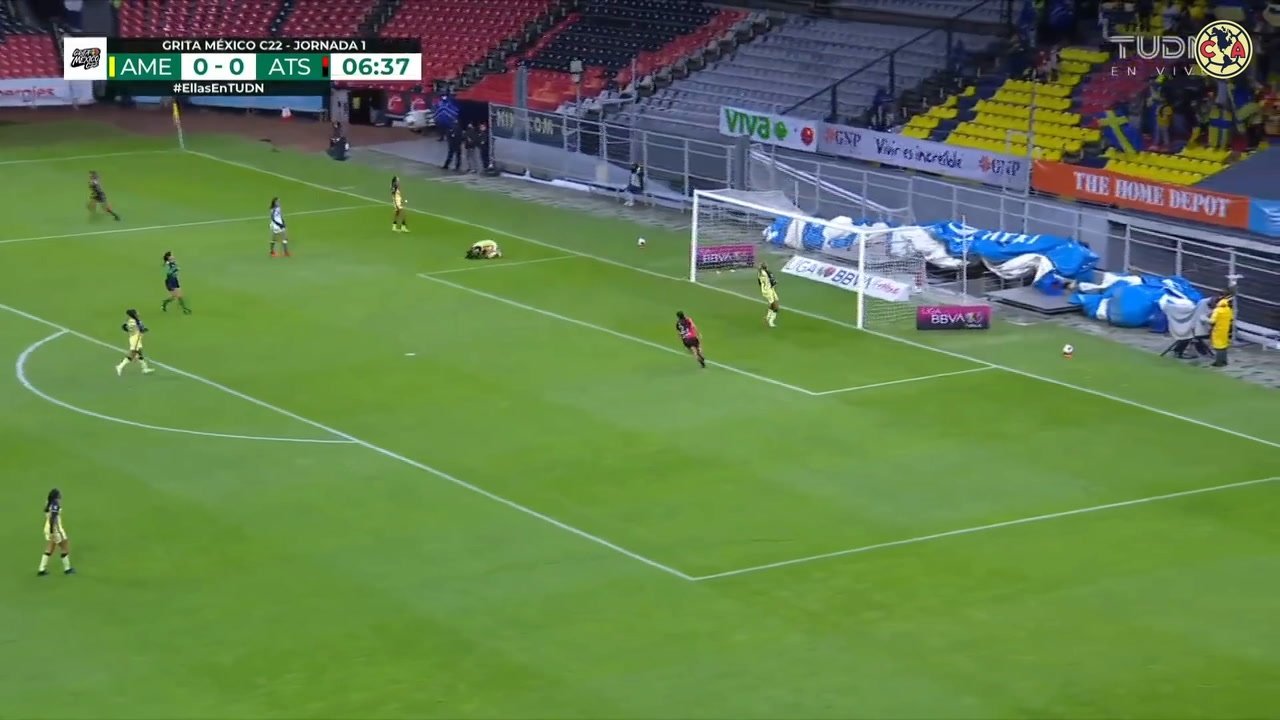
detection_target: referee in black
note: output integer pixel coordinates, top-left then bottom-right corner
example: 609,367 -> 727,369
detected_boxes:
443,122 -> 464,171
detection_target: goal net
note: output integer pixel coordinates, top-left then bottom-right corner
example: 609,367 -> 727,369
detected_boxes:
690,188 -> 928,332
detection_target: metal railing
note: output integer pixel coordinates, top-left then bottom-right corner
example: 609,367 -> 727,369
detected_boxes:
782,0 -> 1009,123
1118,223 -> 1280,337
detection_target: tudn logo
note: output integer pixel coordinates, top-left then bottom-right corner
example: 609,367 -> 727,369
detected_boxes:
69,47 -> 101,70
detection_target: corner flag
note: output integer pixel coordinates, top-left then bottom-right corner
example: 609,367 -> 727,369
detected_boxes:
172,101 -> 185,150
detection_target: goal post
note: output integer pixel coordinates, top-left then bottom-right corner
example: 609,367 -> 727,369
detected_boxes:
690,188 -> 927,332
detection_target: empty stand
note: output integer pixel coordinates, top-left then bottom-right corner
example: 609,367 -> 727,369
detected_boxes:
118,0 -> 284,38
378,0 -> 555,90
830,0 -> 1004,23
631,16 -> 992,130
279,0 -> 372,39
466,0 -> 742,111
0,4 -> 58,79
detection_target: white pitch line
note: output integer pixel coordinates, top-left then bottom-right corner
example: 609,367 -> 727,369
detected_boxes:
188,151 -> 1280,452
0,150 -> 173,166
0,303 -> 692,581
813,366 -> 998,396
0,204 -> 377,247
421,255 -> 578,275
418,272 -> 816,396
691,475 -> 1280,581
16,331 -> 352,445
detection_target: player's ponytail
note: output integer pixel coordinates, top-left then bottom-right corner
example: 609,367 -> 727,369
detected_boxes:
46,488 -> 59,510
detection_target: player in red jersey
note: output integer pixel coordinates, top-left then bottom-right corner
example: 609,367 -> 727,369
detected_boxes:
675,311 -> 706,368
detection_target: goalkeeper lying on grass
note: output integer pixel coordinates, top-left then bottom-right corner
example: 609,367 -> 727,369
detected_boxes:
466,240 -> 503,259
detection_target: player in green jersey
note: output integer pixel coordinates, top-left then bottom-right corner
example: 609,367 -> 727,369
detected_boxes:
161,251 -> 191,314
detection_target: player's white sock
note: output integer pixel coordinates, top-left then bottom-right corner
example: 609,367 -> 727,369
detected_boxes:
38,553 -> 49,572
139,360 -> 150,371
766,310 -> 776,327
116,360 -> 127,373
61,554 -> 71,571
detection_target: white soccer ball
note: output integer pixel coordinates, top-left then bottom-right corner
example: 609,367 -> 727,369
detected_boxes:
637,237 -> 646,247
1062,344 -> 1075,356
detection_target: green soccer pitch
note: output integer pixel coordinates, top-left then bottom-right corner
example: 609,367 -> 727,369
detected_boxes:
1,120 -> 1277,719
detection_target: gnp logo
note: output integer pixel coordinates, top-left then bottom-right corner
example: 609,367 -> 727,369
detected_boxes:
1109,20 -> 1252,80
822,126 -> 861,148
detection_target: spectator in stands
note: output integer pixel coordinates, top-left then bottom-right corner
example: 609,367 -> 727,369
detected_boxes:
1208,290 -> 1235,368
477,123 -> 492,172
443,123 -> 464,171
1154,94 -> 1174,148
463,123 -> 480,173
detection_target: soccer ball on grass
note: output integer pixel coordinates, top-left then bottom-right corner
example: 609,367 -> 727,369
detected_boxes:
637,237 -> 646,247
1062,344 -> 1074,358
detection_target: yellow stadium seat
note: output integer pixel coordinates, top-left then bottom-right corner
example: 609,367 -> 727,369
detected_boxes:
973,99 -> 1082,127
1059,47 -> 1109,64
907,114 -> 939,130
992,89 -> 1073,112
1001,79 -> 1074,97
1180,145 -> 1230,163
926,105 -> 958,120
951,122 -> 1082,155
947,132 -> 1063,162
902,126 -> 931,140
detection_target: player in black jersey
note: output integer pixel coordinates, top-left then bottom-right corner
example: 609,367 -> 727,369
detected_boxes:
88,171 -> 120,221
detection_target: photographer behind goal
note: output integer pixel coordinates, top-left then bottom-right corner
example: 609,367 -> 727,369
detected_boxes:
466,239 -> 502,259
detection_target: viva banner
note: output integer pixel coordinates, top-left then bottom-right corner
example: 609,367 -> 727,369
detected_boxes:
780,255 -> 912,302
0,78 -> 93,107
916,305 -> 992,330
719,106 -> 818,153
819,123 -> 1029,190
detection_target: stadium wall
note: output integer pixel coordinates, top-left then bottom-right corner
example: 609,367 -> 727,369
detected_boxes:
130,95 -> 326,114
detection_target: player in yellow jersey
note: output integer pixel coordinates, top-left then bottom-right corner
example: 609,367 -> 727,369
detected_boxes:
758,262 -> 780,327
39,488 -> 74,576
466,239 -> 502,259
391,176 -> 407,232
116,308 -> 154,376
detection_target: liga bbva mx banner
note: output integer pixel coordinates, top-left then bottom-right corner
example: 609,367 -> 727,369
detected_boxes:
718,105 -> 1029,190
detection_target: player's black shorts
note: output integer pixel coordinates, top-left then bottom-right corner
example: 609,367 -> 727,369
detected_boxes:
165,277 -> 180,291
90,191 -> 106,203
682,337 -> 700,349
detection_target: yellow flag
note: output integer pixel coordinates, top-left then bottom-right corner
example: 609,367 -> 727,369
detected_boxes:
171,101 -> 181,126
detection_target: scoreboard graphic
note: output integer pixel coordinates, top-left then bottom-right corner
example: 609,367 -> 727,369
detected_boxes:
63,37 -> 422,96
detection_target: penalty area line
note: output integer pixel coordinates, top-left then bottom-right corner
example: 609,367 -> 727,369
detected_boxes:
417,272 -> 817,396
16,331 -> 353,444
0,302 -> 693,582
0,204 -> 378,247
812,366 -> 998,396
691,475 -> 1280,581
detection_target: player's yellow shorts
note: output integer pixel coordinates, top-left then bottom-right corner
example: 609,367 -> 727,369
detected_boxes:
128,336 -> 143,352
762,290 -> 778,304
44,529 -> 67,543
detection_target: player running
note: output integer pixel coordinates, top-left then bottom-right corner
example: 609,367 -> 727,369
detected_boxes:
391,176 -> 407,233
269,197 -> 290,257
675,311 -> 706,368
758,262 -> 779,327
161,251 -> 191,314
87,171 -> 121,221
